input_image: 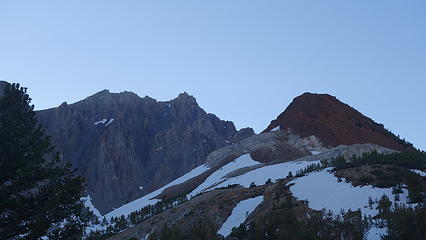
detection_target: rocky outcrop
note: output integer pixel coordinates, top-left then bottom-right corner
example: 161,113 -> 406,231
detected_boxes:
264,93 -> 415,152
231,127 -> 255,143
204,131 -> 311,168
37,90 -> 238,214
153,131 -> 313,201
295,143 -> 396,163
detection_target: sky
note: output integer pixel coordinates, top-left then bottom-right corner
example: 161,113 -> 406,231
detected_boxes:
1,1 -> 425,150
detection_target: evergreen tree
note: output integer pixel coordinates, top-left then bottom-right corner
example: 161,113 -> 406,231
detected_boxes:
0,83 -> 88,240
377,195 -> 392,216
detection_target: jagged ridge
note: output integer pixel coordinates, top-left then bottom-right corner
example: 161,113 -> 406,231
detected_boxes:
37,90 -> 247,214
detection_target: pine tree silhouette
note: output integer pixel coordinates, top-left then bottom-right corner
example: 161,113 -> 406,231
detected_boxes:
0,83 -> 89,240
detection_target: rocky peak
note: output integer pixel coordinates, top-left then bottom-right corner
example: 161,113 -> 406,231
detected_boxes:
36,90 -> 241,214
83,89 -> 141,104
176,91 -> 194,100
264,92 -> 414,152
171,92 -> 199,110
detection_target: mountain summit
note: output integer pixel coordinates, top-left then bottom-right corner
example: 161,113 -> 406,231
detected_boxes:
264,93 -> 414,152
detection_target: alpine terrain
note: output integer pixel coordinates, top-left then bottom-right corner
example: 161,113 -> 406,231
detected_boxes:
85,93 -> 424,240
1,82 -> 425,240
36,89 -> 254,214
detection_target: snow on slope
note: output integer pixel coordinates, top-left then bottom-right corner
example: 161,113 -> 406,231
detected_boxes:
189,154 -> 261,197
411,169 -> 426,177
271,126 -> 280,131
104,152 -> 320,220
217,195 -> 264,237
105,164 -> 210,219
211,160 -> 321,190
94,119 -> 108,125
367,226 -> 388,240
105,118 -> 114,126
81,195 -> 102,218
290,168 -> 416,240
310,150 -> 322,155
290,168 -> 410,217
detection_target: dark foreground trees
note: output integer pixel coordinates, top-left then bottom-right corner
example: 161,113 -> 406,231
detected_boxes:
0,83 -> 88,240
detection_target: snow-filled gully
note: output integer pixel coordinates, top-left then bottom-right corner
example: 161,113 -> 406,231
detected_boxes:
217,195 -> 264,237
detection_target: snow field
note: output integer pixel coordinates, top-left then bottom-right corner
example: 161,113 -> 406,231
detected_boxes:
212,160 -> 321,190
105,164 -> 210,219
290,168 -> 416,240
290,168 -> 410,217
189,154 -> 261,197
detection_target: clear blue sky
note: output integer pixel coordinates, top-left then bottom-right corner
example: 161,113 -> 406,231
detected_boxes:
1,1 -> 425,150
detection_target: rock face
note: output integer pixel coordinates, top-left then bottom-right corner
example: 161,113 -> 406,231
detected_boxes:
264,93 -> 414,152
231,127 -> 255,142
37,90 -> 238,214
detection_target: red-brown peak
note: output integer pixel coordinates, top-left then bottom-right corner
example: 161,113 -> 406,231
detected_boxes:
264,93 -> 414,152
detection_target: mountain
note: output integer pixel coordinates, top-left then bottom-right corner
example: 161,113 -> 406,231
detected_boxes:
105,142 -> 400,240
97,93 -> 425,240
36,90 -> 252,214
263,93 -> 414,152
103,130 -> 313,220
3,83 -> 424,239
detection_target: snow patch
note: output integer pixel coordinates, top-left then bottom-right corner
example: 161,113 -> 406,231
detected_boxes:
367,226 -> 387,240
81,195 -> 102,218
139,186 -> 144,190
94,119 -> 108,125
212,160 -> 321,191
94,118 -> 114,126
105,118 -> 114,126
271,126 -> 280,131
290,169 -> 410,217
189,154 -> 261,197
310,150 -> 322,155
217,196 -> 264,237
411,169 -> 426,177
105,164 -> 210,219
144,233 -> 150,240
